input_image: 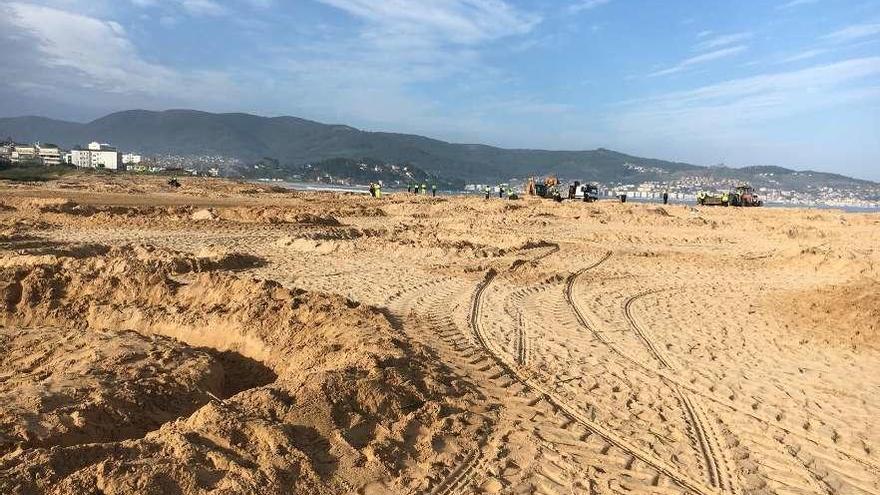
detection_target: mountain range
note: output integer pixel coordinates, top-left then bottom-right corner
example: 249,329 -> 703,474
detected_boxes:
0,109 -> 875,188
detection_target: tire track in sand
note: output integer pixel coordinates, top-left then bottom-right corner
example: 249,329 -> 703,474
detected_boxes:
562,254 -> 731,492
623,290 -> 732,493
472,262 -> 720,495
566,267 -> 880,477
385,278 -> 501,495
515,308 -> 529,367
568,261 -> 880,494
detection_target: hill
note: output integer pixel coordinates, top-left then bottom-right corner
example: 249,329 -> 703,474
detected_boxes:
0,110 -> 702,182
0,110 -> 875,190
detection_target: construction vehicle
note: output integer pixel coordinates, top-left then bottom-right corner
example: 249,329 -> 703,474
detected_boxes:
533,176 -> 561,199
574,183 -> 599,202
696,191 -> 728,206
697,185 -> 763,207
729,185 -> 763,207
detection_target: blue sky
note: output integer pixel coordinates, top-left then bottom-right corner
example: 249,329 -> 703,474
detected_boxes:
1,0 -> 879,180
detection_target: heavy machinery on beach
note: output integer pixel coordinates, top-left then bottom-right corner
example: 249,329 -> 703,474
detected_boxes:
531,176 -> 560,199
697,185 -> 763,207
729,185 -> 764,207
696,191 -> 728,206
575,183 -> 599,202
527,176 -> 598,202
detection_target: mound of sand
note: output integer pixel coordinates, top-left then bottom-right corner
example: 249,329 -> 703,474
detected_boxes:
0,247 -> 482,494
0,326 -> 235,454
775,278 -> 880,350
190,208 -> 219,221
39,200 -> 158,218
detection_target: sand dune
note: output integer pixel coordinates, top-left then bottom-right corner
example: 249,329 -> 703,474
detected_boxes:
0,174 -> 878,494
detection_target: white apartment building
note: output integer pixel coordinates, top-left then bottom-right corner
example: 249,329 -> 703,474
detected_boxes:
10,144 -> 37,163
69,149 -> 91,168
36,143 -> 62,165
122,153 -> 142,165
70,142 -> 123,170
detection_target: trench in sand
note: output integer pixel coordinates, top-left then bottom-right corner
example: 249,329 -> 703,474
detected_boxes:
0,242 -> 287,451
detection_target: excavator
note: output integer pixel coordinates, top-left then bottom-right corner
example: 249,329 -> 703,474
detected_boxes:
530,176 -> 561,199
528,176 -> 598,202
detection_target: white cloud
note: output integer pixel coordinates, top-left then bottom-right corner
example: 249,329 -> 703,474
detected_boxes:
608,57 -> 880,175
778,48 -> 828,64
695,32 -> 752,51
106,20 -> 126,35
181,0 -> 226,16
620,57 -> 880,134
822,23 -> 880,44
261,0 -> 543,128
649,45 -> 747,77
316,0 -> 539,44
128,0 -> 228,16
776,0 -> 819,10
2,2 -> 236,104
568,0 -> 611,14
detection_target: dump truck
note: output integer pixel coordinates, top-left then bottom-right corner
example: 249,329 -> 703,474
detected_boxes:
576,183 -> 599,202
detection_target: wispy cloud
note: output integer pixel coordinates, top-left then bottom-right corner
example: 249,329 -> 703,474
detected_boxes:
695,32 -> 752,50
648,45 -> 747,77
2,2 -> 235,103
180,0 -> 226,16
778,48 -> 828,64
822,23 -> 880,43
567,0 -> 611,14
776,0 -> 819,10
129,0 -> 252,17
620,57 -> 880,135
260,0 -> 543,126
316,0 -> 539,44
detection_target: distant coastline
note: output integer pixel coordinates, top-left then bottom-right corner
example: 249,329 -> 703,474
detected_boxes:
256,179 -> 879,212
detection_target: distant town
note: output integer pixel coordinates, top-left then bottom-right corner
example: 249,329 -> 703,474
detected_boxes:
2,141 -> 878,209
467,170 -> 880,210
0,141 -> 221,177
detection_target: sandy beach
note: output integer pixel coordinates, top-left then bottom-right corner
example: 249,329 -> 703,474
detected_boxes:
1,174 -> 878,495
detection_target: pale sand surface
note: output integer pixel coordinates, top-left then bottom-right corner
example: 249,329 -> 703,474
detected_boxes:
1,174 -> 878,494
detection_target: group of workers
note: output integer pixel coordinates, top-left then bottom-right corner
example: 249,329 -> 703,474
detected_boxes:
484,185 -> 517,200
369,181 -> 671,205
370,182 -> 438,198
407,183 -> 437,197
368,182 -> 382,198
